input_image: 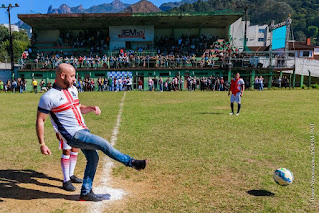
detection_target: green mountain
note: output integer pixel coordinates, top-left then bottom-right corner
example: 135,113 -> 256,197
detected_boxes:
169,0 -> 319,42
159,0 -> 198,11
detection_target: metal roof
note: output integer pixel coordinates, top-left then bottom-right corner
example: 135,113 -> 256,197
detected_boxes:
18,11 -> 243,30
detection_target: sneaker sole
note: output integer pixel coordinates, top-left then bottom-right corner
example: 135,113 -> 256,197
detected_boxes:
63,187 -> 76,192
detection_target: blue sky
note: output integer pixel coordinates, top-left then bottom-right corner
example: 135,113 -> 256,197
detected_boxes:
0,0 -> 173,24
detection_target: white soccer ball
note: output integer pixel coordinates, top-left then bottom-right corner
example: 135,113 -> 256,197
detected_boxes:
273,168 -> 294,186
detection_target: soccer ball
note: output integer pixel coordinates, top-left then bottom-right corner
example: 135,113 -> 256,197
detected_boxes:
273,168 -> 294,186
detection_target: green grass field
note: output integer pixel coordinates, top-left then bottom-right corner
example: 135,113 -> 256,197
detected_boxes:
0,90 -> 318,212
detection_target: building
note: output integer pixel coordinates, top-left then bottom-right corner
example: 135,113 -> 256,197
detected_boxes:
19,12 -> 242,52
230,18 -> 271,50
1,24 -> 19,32
16,12 -> 298,91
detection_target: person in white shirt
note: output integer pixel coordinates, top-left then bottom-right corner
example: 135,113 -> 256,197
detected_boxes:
36,64 -> 147,201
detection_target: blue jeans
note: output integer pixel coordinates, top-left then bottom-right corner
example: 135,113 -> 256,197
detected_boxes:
67,129 -> 133,195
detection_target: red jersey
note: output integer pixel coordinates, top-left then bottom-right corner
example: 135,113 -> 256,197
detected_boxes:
230,78 -> 244,94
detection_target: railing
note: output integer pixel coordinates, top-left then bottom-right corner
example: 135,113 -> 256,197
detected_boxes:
223,51 -> 297,69
108,50 -> 157,57
19,51 -> 301,71
19,58 -> 221,70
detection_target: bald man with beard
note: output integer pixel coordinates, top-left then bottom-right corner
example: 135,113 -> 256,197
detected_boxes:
36,63 -> 147,202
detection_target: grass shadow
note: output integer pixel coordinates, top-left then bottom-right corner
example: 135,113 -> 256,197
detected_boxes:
247,190 -> 275,197
195,112 -> 224,115
0,169 -> 79,201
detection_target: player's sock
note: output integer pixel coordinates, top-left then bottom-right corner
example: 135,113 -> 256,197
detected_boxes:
231,102 -> 234,113
237,104 -> 241,113
61,155 -> 70,183
69,152 -> 78,177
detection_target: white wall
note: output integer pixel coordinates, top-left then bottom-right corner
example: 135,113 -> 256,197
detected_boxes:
295,58 -> 319,77
230,18 -> 271,50
1,24 -> 19,32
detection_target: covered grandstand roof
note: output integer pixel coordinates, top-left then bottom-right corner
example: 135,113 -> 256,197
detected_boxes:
18,11 -> 243,30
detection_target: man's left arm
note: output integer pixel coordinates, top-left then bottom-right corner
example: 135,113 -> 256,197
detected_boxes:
80,104 -> 101,115
241,83 -> 245,97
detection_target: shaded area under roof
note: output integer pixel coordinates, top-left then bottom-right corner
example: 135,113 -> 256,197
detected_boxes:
18,11 -> 243,30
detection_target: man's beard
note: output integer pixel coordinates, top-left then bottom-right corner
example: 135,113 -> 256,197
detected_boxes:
63,79 -> 72,88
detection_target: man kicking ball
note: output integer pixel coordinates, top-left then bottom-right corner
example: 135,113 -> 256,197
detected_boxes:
36,63 -> 147,202
228,73 -> 245,115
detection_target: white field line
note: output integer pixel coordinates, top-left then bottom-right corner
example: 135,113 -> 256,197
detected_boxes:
90,92 -> 127,213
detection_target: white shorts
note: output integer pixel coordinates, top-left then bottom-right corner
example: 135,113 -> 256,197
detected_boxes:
231,93 -> 241,103
59,140 -> 72,150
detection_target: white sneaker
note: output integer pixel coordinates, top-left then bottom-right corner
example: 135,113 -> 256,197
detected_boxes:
236,113 -> 239,116
229,112 -> 234,115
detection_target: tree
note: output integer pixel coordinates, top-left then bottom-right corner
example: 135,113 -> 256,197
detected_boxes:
168,0 -> 318,43
294,31 -> 306,41
0,29 -> 30,63
306,26 -> 318,38
0,25 -> 9,42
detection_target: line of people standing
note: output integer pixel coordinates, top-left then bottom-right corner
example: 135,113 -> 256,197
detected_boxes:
1,78 -> 27,93
147,77 -> 184,92
254,76 -> 264,91
77,77 -> 133,92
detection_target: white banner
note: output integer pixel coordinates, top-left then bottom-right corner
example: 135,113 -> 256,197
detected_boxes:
295,58 -> 319,77
109,26 -> 154,42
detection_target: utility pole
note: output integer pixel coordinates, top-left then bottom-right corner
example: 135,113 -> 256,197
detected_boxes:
1,3 -> 20,74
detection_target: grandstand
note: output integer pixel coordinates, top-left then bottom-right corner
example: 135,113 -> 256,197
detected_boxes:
17,11 -> 297,91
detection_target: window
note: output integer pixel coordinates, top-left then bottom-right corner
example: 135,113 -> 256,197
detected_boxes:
258,38 -> 264,42
259,29 -> 265,33
34,74 -> 43,78
303,51 -> 310,57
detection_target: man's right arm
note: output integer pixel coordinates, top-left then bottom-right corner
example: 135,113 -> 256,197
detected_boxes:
36,110 -> 52,155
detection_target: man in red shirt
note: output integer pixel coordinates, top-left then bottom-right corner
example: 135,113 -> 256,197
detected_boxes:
228,73 -> 245,115
78,56 -> 83,68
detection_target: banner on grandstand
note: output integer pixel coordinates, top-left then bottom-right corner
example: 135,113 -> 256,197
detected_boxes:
109,26 -> 154,42
271,26 -> 287,50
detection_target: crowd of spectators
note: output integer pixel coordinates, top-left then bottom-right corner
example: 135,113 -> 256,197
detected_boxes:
22,33 -> 240,70
144,75 -> 229,92
0,78 -> 27,93
76,76 -> 133,92
155,34 -> 219,56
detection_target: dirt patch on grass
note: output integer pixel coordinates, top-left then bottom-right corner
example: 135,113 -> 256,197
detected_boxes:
0,160 -> 136,213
